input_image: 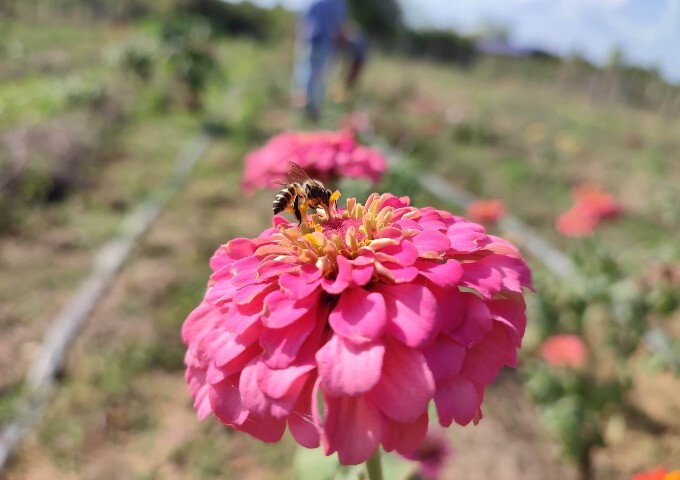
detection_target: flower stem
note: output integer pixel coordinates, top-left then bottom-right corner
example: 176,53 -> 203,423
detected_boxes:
365,449 -> 383,480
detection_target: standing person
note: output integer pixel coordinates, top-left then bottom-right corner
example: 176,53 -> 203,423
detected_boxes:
292,0 -> 348,122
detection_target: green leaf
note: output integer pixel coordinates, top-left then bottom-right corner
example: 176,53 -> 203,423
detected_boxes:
293,447 -> 340,480
382,451 -> 417,480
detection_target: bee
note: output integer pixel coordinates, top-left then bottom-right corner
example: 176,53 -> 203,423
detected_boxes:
273,162 -> 337,225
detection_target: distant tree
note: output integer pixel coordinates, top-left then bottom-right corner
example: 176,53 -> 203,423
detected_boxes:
347,0 -> 402,40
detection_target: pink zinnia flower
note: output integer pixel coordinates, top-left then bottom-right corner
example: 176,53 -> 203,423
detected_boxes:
399,429 -> 452,479
556,182 -> 621,237
539,334 -> 588,368
182,193 -> 532,465
241,130 -> 387,195
466,200 -> 506,225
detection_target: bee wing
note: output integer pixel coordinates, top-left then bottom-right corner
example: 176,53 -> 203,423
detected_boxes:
286,161 -> 314,183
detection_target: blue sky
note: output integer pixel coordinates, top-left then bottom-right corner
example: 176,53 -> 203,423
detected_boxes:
235,0 -> 680,83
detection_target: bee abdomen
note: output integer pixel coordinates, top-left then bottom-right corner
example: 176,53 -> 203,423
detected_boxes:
272,186 -> 295,214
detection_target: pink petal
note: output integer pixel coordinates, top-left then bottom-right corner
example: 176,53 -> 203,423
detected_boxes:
460,324 -> 516,384
375,240 -> 419,266
381,412 -> 429,454
449,293 -> 492,348
375,283 -> 440,347
257,259 -> 299,281
279,272 -> 321,299
490,298 -> 526,347
257,361 -> 314,400
329,288 -> 387,342
209,339 -> 260,380
422,335 -> 466,381
428,285 -> 465,333
447,224 -> 487,253
230,256 -> 263,287
416,259 -> 463,288
238,413 -> 287,443
319,393 -> 383,465
239,356 -> 312,420
367,337 -> 435,423
182,301 -> 220,345
233,282 -> 277,305
375,226 -> 403,239
209,377 -> 249,426
418,210 -> 449,230
322,254 -> 352,294
412,230 -> 451,256
434,375 -> 481,427
262,289 -> 319,329
316,335 -> 385,396
210,238 -> 256,271
187,366 -> 213,420
461,255 -> 531,299
288,379 -> 321,448
351,264 -> 374,286
205,276 -> 239,304
260,310 -> 318,369
376,263 -> 419,283
239,358 -> 272,418
221,302 -> 263,337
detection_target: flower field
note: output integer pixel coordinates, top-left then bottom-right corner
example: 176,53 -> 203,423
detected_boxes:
1,4 -> 679,480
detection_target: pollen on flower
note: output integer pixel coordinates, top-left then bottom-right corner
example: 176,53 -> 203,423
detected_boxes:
318,217 -> 365,246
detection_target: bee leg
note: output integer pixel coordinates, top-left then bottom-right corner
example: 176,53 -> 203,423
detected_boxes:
293,195 -> 303,225
298,200 -> 310,225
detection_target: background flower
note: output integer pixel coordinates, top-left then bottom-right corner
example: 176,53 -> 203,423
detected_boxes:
466,199 -> 506,225
539,334 -> 588,368
633,467 -> 680,480
399,428 -> 452,479
556,182 -> 621,237
241,130 -> 387,195
183,193 -> 532,465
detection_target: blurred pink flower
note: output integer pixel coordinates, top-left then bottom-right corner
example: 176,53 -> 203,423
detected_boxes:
399,429 -> 452,479
556,182 -> 621,237
466,200 -> 506,225
633,467 -> 680,480
539,334 -> 588,368
182,193 -> 532,465
241,130 -> 387,195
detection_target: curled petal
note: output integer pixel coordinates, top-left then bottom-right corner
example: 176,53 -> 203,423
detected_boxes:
182,301 -> 221,345
288,379 -> 321,448
381,412 -> 429,454
322,254 -> 352,294
449,293 -> 492,348
317,335 -> 385,396
209,377 -> 249,426
376,283 -> 440,347
210,238 -> 256,271
368,337 -> 435,423
329,288 -> 387,342
422,335 -> 466,381
460,324 -> 517,384
416,259 -> 463,288
434,375 -> 481,427
263,289 -> 320,329
412,230 -> 451,256
461,254 -> 532,299
319,393 -> 382,465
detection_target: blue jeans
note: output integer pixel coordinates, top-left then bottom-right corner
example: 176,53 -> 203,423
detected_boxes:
293,38 -> 333,119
